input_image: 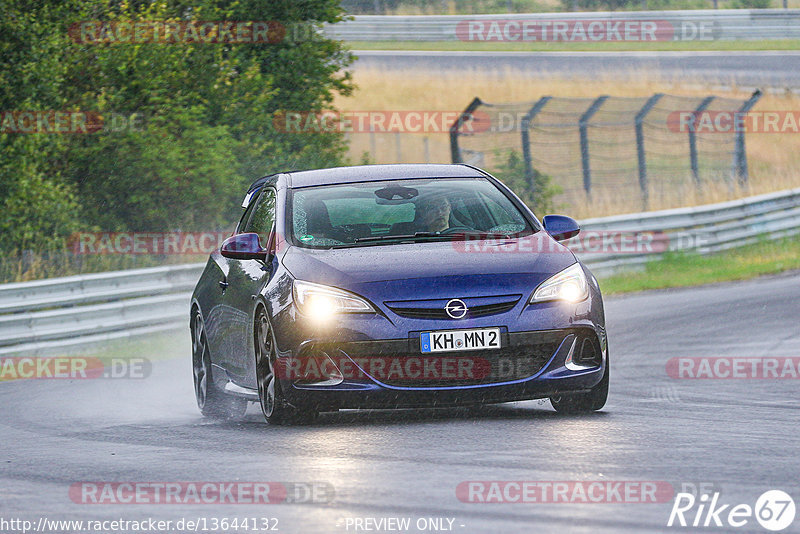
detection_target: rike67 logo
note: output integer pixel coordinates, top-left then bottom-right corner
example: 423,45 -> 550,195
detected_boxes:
668,490 -> 795,531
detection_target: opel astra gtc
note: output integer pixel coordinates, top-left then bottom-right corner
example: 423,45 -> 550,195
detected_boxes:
190,164 -> 608,424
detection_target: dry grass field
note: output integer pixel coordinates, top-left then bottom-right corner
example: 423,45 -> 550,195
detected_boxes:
335,67 -> 800,218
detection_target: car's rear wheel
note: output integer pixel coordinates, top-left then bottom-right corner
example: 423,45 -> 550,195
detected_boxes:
191,310 -> 248,419
255,308 -> 317,425
550,359 -> 609,414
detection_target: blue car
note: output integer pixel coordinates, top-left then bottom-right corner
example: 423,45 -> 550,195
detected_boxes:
190,164 -> 608,424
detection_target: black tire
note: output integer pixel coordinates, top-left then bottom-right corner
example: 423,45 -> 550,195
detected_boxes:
254,308 -> 317,425
191,310 -> 248,419
550,360 -> 609,414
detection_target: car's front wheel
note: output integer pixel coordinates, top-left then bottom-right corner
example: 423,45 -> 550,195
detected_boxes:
550,360 -> 609,414
255,308 -> 317,425
191,310 -> 248,419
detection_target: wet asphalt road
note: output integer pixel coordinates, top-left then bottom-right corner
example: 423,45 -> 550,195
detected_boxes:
353,50 -> 800,89
1,271 -> 799,533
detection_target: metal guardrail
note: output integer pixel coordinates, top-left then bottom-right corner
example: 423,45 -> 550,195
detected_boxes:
0,263 -> 203,315
577,187 -> 800,273
324,10 -> 800,41
0,264 -> 204,357
0,186 -> 798,356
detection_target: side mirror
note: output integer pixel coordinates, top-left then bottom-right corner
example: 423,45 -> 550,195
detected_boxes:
220,233 -> 268,260
542,215 -> 580,242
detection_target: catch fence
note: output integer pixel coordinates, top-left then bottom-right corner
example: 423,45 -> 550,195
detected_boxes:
450,91 -> 761,209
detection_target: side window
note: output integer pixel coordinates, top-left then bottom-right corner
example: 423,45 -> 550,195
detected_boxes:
243,188 -> 276,247
237,196 -> 259,234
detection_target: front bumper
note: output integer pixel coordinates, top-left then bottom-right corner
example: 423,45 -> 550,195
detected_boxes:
279,327 -> 606,410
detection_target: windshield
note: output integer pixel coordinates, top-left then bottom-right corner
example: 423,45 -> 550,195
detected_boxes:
290,177 -> 536,248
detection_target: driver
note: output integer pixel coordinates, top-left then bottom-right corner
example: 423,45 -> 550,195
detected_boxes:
414,195 -> 451,233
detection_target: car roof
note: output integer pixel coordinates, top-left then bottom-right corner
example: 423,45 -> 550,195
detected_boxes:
284,164 -> 486,188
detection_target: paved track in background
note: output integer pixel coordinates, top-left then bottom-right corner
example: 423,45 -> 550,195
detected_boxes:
2,272 -> 800,533
353,50 -> 800,89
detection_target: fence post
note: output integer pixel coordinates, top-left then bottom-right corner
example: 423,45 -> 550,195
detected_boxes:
733,90 -> 762,187
520,96 -> 551,194
688,96 -> 715,188
450,97 -> 483,164
579,95 -> 608,199
635,93 -> 663,211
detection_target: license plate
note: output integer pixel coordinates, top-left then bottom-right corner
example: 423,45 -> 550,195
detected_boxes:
420,328 -> 501,353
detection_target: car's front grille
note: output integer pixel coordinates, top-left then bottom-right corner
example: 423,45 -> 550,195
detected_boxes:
385,295 -> 521,320
387,300 -> 517,320
324,330 -> 571,388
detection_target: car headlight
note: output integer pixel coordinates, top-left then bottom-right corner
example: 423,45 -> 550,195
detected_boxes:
292,280 -> 374,321
531,263 -> 589,304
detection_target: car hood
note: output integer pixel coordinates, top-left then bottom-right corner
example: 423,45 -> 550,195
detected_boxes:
281,233 -> 577,303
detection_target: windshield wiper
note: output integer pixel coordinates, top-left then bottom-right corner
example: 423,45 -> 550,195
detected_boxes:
354,232 -> 444,244
456,230 -> 512,238
353,230 -> 519,244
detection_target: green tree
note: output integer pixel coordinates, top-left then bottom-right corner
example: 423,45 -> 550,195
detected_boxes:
491,149 -> 560,215
0,2 -> 82,252
1,0 -> 354,255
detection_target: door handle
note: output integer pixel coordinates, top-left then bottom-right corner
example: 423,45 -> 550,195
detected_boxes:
219,280 -> 229,290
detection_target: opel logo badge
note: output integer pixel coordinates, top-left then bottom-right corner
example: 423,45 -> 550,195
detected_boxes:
445,298 -> 468,319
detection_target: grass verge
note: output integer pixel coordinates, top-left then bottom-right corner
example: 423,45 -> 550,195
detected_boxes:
82,330 -> 188,363
349,39 -> 800,53
598,234 -> 800,294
